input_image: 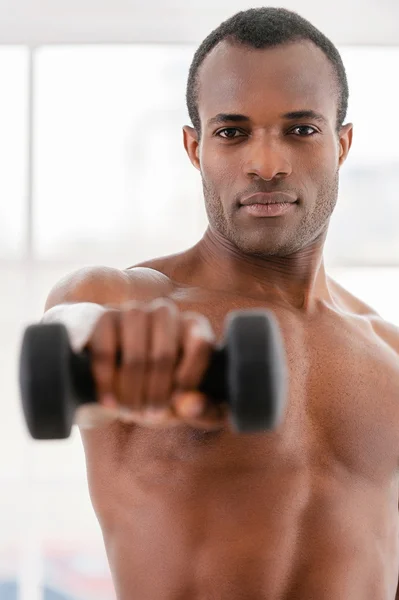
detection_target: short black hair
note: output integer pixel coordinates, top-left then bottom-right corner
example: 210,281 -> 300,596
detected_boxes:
186,7 -> 348,135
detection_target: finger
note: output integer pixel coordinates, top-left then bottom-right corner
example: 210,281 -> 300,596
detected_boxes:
117,304 -> 149,411
174,313 -> 216,391
88,311 -> 119,405
172,392 -> 229,431
116,404 -> 181,429
144,299 -> 181,410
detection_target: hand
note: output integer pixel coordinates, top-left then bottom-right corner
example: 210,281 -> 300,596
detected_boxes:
80,298 -> 229,431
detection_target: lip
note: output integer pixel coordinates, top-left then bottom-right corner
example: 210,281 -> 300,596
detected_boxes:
241,202 -> 296,217
240,192 -> 297,205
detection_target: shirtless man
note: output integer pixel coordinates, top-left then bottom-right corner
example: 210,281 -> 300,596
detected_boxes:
40,7 -> 399,600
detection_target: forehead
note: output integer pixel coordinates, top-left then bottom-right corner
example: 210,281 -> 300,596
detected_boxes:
197,40 -> 337,123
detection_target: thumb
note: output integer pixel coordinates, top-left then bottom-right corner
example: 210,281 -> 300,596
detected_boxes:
172,391 -> 229,431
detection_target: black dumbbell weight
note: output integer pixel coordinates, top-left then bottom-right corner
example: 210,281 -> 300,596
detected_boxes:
19,309 -> 287,439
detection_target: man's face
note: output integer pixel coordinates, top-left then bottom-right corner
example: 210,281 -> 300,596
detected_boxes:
184,40 -> 353,257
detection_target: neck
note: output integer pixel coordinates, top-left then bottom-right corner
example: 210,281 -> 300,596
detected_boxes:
194,226 -> 334,312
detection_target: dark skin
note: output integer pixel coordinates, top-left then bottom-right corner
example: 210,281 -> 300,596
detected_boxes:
44,40 -> 399,599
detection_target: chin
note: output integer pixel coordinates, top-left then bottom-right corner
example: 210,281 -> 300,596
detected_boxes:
232,232 -> 297,259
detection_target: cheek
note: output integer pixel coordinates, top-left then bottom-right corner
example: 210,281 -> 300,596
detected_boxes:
200,147 -> 233,188
320,135 -> 341,169
298,139 -> 339,183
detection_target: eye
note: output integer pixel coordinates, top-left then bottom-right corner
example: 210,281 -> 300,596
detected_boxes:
215,128 -> 245,139
289,125 -> 318,136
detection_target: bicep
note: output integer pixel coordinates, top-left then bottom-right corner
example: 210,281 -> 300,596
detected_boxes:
44,266 -> 131,313
43,264 -> 175,319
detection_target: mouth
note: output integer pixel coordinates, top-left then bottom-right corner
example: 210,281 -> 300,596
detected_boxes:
239,192 -> 298,218
240,192 -> 298,206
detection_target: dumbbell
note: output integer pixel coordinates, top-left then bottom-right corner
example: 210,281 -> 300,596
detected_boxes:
19,309 -> 287,439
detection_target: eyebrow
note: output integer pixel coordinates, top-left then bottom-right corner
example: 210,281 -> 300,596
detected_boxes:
207,110 -> 328,127
282,110 -> 328,124
207,113 -> 250,127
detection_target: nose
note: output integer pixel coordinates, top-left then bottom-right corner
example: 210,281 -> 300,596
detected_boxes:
243,135 -> 292,181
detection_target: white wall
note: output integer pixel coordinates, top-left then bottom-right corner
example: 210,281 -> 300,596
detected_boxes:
0,14 -> 398,599
0,0 -> 398,45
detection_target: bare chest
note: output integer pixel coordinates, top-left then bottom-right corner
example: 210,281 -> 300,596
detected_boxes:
133,294 -> 399,484
83,294 -> 399,504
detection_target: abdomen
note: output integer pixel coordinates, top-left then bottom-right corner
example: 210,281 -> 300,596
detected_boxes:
99,452 -> 398,600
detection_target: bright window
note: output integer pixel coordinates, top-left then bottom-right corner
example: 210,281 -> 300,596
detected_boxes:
1,44 -> 398,600
0,48 -> 29,259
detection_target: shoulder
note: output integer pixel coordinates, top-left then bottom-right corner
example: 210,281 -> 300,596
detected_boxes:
369,316 -> 399,356
328,276 -> 380,317
328,276 -> 399,355
44,264 -> 174,312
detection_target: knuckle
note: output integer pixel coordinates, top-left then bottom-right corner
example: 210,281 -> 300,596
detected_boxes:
182,310 -> 204,322
149,298 -> 178,317
120,299 -> 142,311
121,304 -> 145,320
183,312 -> 215,341
189,335 -> 211,351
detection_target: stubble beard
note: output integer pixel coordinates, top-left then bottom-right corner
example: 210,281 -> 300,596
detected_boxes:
202,172 -> 339,259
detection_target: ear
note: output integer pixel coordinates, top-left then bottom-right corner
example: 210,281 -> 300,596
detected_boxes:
183,125 -> 200,170
338,123 -> 353,168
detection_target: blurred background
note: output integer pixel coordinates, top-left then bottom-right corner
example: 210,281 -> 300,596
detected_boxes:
1,0 -> 398,598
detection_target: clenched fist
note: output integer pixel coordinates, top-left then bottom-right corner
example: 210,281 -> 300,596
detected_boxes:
83,298 -> 229,431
